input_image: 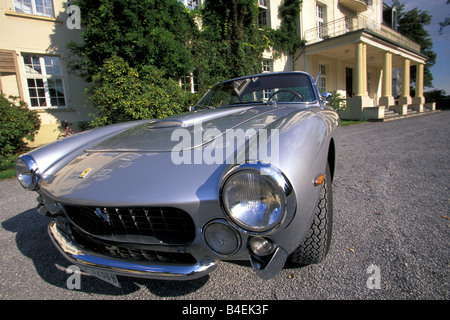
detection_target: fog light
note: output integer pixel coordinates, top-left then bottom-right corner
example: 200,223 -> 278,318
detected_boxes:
249,237 -> 273,256
203,220 -> 240,256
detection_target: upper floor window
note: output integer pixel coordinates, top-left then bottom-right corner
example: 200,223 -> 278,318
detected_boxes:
23,54 -> 66,108
258,0 -> 269,27
13,0 -> 55,18
316,4 -> 326,39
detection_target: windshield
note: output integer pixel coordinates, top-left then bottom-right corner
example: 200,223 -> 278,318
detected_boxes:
196,73 -> 317,108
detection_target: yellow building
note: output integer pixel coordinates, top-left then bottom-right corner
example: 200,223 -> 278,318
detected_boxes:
261,0 -> 434,120
0,1 -> 434,148
0,0 -> 95,146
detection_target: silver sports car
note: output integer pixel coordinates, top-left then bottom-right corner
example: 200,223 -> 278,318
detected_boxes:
16,71 -> 340,286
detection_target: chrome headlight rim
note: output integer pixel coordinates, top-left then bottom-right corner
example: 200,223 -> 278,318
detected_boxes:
219,162 -> 293,235
15,155 -> 39,191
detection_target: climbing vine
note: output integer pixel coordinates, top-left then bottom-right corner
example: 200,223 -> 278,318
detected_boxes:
193,0 -> 304,94
273,0 -> 304,55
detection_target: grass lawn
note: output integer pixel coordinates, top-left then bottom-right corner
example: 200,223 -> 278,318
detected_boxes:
0,167 -> 16,180
341,120 -> 367,126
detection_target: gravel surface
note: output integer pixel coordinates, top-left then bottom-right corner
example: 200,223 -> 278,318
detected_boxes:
0,111 -> 448,301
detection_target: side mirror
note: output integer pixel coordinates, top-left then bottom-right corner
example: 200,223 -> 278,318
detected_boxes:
321,92 -> 332,104
189,105 -> 195,112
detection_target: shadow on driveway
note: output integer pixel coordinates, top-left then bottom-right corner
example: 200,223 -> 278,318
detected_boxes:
2,208 -> 209,297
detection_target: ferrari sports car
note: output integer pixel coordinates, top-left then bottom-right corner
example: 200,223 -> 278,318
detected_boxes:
16,71 -> 340,286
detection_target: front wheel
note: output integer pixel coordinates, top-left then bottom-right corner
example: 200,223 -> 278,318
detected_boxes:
289,163 -> 333,265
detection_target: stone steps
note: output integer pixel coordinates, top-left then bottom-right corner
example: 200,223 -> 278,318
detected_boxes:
369,108 -> 441,121
369,108 -> 441,122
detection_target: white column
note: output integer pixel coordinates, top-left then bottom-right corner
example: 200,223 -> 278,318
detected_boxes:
412,63 -> 425,111
351,42 -> 372,120
379,51 -> 394,107
398,58 -> 412,107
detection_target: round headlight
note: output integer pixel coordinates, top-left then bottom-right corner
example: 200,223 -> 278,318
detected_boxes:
221,167 -> 288,233
15,155 -> 39,191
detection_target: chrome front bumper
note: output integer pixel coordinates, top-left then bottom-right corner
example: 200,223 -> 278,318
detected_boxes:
48,218 -> 217,280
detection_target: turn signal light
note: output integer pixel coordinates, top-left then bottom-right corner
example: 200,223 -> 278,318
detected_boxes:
314,174 -> 325,186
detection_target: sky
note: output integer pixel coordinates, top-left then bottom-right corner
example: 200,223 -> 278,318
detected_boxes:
402,0 -> 450,93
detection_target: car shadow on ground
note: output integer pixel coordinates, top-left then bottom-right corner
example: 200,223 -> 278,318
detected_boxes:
2,209 -> 209,297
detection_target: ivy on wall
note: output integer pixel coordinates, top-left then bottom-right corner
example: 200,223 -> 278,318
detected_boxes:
271,0 -> 304,55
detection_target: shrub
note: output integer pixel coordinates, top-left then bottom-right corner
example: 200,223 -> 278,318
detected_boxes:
327,90 -> 349,117
87,56 -> 191,128
0,95 -> 40,170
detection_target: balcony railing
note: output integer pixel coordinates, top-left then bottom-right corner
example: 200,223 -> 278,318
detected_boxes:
304,15 -> 421,53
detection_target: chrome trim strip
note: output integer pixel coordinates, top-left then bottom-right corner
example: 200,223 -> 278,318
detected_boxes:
48,219 -> 217,280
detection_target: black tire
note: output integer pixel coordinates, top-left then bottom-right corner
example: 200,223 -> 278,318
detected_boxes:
289,163 -> 333,265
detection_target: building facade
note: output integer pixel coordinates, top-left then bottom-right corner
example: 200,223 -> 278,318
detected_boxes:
0,0 -> 434,147
0,0 -> 94,146
293,0 -> 433,120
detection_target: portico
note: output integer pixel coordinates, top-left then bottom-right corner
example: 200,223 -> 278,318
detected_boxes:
295,11 -> 433,121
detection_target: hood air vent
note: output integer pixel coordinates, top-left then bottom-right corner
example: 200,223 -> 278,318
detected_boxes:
147,120 -> 183,129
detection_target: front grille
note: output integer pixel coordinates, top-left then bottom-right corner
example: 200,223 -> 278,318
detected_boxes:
63,205 -> 196,245
71,225 -> 196,264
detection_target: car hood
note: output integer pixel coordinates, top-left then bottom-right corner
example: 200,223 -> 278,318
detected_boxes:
86,105 -> 287,152
39,105 -> 300,205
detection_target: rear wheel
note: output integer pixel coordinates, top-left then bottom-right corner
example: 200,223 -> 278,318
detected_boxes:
289,163 -> 333,265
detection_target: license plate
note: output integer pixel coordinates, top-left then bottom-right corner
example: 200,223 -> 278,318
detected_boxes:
82,267 -> 121,288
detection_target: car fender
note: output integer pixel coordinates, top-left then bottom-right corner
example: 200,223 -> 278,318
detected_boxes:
245,107 -> 338,253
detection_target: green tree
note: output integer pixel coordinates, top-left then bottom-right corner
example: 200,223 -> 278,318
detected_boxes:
424,89 -> 450,110
392,0 -> 436,88
67,0 -> 197,81
439,0 -> 450,34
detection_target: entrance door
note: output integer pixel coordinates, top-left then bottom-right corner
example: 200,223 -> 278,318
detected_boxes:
346,68 -> 353,97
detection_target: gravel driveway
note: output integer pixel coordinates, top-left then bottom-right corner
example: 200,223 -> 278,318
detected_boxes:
0,111 -> 448,301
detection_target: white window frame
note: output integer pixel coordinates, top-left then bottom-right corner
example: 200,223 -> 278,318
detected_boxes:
22,54 -> 67,108
179,0 -> 199,10
261,59 -> 273,100
13,0 -> 55,18
262,60 -> 272,73
258,0 -> 269,28
318,64 -> 327,92
316,4 -> 326,40
180,71 -> 198,94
